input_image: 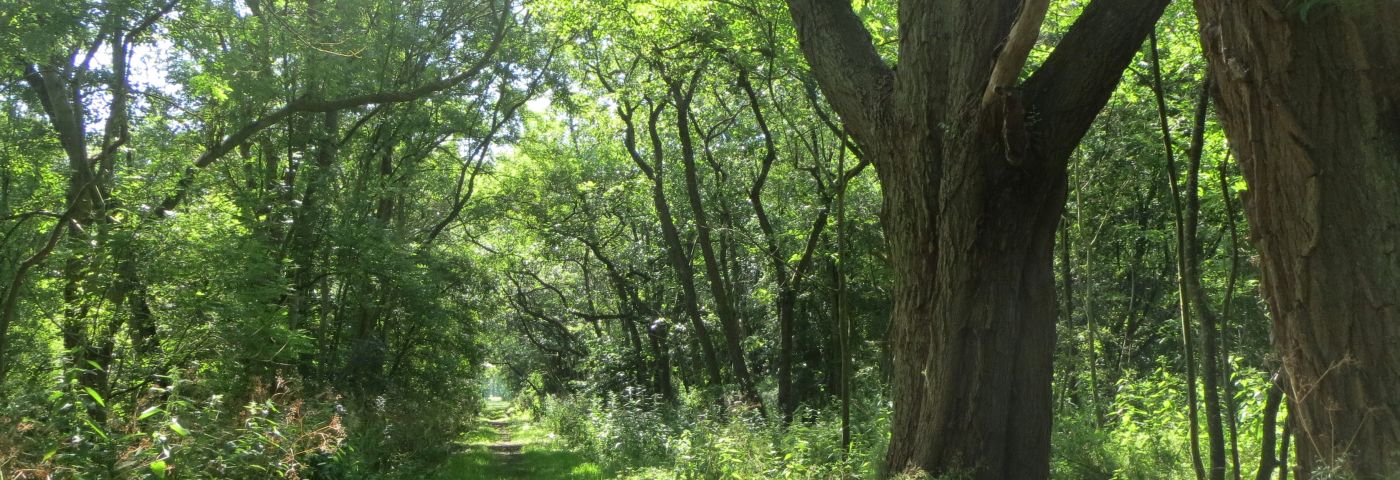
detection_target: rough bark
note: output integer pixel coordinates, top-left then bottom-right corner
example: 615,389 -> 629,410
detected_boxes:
784,0 -> 1168,476
1192,3 -> 1400,477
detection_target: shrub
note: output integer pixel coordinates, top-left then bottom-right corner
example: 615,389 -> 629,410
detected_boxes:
534,388 -> 888,480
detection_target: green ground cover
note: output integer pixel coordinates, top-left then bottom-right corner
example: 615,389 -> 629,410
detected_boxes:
435,401 -> 606,479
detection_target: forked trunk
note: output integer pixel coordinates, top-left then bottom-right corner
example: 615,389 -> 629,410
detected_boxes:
783,0 -> 1169,476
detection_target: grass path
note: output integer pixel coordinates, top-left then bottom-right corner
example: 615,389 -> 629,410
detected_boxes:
433,401 -> 606,479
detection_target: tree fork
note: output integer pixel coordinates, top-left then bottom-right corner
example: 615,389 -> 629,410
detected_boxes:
785,0 -> 1169,476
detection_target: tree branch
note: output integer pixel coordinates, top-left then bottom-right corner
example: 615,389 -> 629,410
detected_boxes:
155,1 -> 514,216
783,0 -> 893,144
982,0 -> 1051,104
1022,0 -> 1170,164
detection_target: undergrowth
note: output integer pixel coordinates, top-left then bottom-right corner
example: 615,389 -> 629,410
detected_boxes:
521,363 -> 1287,480
523,386 -> 889,480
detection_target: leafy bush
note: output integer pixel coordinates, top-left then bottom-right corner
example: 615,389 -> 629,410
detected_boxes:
1,365 -> 486,479
1051,364 -> 1281,480
534,389 -> 888,480
1,372 -> 347,479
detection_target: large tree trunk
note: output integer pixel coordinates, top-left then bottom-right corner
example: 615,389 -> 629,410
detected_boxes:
1192,3 -> 1400,478
784,0 -> 1168,477
878,135 -> 1064,478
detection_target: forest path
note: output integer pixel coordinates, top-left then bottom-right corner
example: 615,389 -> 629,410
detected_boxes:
432,401 -> 605,479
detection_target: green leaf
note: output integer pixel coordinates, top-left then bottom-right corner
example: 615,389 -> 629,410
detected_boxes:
150,459 -> 168,479
168,418 -> 189,437
190,73 -> 231,102
138,406 -> 161,420
82,418 -> 110,441
84,387 -> 106,408
47,390 -> 63,402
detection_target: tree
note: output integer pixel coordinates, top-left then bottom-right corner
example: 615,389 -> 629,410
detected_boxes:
1,0 -> 537,472
1192,2 -> 1400,477
619,98 -> 727,388
2,0 -> 176,402
668,64 -> 765,408
782,0 -> 1169,476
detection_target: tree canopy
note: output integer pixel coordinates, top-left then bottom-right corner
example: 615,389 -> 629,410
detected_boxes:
2,0 -> 1396,478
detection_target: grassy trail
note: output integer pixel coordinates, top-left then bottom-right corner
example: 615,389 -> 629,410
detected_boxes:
433,401 -> 605,479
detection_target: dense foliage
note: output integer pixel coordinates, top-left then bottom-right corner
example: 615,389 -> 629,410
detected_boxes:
2,0 -> 1369,478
